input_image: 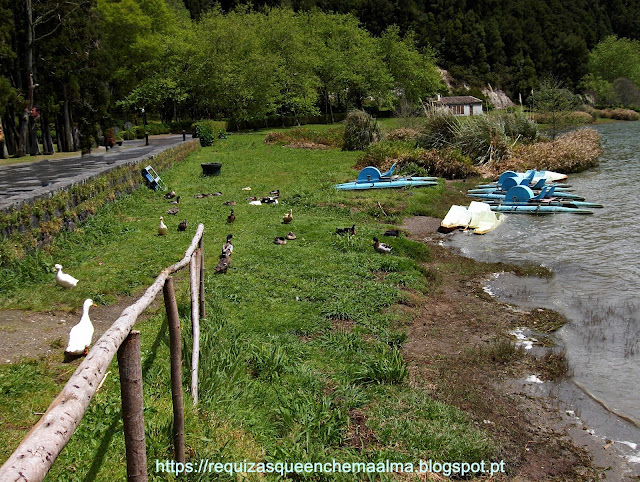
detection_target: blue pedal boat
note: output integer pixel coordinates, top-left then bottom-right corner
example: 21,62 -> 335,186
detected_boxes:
336,163 -> 438,190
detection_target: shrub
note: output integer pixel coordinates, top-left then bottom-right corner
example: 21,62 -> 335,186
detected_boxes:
146,123 -> 171,136
385,127 -> 422,142
497,111 -> 539,142
191,120 -> 227,134
343,109 -> 381,151
403,148 -> 476,179
358,140 -> 416,169
195,123 -> 215,147
169,120 -> 195,134
264,131 -> 288,144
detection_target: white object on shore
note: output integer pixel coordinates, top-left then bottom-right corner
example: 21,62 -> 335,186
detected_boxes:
525,374 -> 544,384
440,202 -> 505,234
54,264 -> 78,288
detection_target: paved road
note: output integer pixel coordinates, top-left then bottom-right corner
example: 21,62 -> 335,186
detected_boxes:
0,135 -> 189,210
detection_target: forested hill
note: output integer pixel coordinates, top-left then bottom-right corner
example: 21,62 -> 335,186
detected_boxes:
185,0 -> 640,97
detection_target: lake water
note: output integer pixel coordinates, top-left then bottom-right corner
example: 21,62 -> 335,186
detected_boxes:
445,121 -> 640,466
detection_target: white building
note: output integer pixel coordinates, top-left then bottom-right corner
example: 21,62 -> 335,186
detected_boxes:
433,95 -> 484,116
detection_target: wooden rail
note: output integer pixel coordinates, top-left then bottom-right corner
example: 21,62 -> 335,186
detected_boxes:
0,223 -> 205,482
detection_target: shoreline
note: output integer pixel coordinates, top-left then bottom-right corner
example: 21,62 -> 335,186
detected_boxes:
400,215 -> 638,480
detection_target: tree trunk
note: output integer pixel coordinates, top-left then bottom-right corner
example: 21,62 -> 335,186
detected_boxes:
18,110 -> 29,157
3,112 -> 18,156
329,97 -> 335,124
0,117 -> 9,159
18,0 -> 35,158
63,97 -> 73,151
54,114 -> 64,152
29,115 -> 41,156
41,111 -> 55,154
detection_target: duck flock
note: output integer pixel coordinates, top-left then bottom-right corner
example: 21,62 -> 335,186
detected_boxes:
56,184 -> 400,360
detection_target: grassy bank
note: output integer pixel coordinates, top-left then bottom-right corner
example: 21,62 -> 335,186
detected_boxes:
0,126 -> 577,480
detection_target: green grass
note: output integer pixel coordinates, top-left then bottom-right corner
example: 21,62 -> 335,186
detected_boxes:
0,125 -> 498,479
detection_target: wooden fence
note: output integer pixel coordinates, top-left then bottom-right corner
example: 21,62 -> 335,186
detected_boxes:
0,224 -> 205,481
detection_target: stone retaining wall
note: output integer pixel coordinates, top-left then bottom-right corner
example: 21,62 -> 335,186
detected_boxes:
0,140 -> 198,263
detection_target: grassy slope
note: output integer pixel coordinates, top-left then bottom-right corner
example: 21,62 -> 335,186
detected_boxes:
0,129 -> 496,480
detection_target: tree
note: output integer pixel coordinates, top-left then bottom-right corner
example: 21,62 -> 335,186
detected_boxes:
533,78 -> 580,140
588,36 -> 640,87
580,73 -> 616,107
612,77 -> 640,108
377,26 -> 443,111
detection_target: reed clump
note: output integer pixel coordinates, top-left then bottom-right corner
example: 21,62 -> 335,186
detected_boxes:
416,109 -> 538,165
492,128 -> 601,175
342,109 -> 381,151
594,108 -> 639,121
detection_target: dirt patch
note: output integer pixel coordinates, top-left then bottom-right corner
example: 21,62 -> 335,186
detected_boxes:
345,408 -> 379,451
398,216 -> 442,241
284,141 -> 332,150
399,215 -> 635,481
331,318 -> 355,333
0,296 -> 150,365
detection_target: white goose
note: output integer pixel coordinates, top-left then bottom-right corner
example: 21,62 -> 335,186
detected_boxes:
65,299 -> 97,356
55,264 -> 79,288
158,216 -> 168,236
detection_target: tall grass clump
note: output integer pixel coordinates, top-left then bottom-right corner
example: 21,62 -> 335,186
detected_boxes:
449,114 -> 511,165
497,128 -> 602,174
594,108 -> 639,121
342,109 -> 381,151
350,347 -> 408,385
415,110 -> 539,165
498,111 -> 539,142
417,108 -> 460,148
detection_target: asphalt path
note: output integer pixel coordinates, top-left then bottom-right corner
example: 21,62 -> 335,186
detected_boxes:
0,135 -> 189,210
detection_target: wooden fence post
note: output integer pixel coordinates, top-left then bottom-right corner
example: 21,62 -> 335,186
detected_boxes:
198,239 -> 205,318
163,277 -> 185,464
190,252 -> 200,405
118,330 -> 147,482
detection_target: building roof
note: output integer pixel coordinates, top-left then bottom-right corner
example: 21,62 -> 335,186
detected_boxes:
436,96 -> 483,105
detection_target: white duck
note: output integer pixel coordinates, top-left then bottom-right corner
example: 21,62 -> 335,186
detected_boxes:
158,216 -> 168,236
65,299 -> 97,356
55,264 -> 79,288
